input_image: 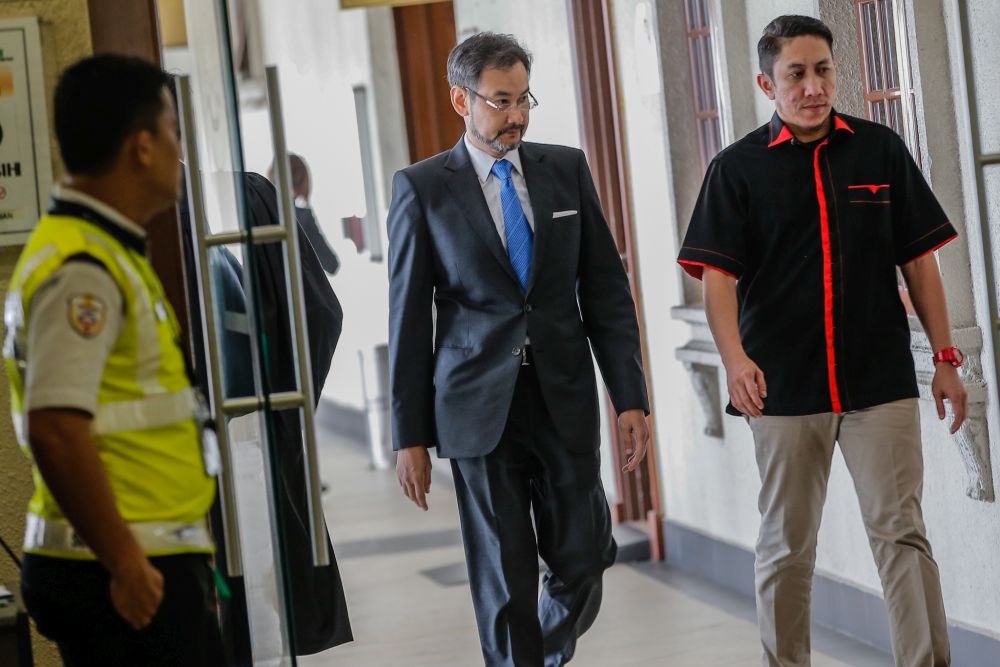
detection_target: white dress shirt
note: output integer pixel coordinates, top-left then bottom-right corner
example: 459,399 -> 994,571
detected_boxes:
464,135 -> 535,249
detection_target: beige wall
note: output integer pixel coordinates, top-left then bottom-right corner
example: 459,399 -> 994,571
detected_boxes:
0,1 -> 92,664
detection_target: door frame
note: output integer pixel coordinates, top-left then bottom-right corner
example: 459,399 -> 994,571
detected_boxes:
567,0 -> 664,560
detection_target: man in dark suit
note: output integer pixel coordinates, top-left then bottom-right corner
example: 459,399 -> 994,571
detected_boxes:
387,32 -> 651,667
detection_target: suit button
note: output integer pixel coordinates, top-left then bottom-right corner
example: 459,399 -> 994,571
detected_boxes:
512,346 -> 521,356
524,304 -> 533,313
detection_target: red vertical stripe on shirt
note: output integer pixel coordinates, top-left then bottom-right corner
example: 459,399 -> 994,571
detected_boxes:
813,139 -> 842,413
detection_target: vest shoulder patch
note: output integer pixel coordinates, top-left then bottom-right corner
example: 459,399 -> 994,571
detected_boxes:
67,294 -> 108,338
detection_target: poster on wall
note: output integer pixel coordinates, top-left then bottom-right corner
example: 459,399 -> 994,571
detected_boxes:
0,17 -> 51,246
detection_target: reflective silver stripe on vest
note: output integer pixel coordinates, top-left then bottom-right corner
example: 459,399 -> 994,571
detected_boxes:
92,388 -> 197,435
81,231 -> 163,394
9,389 -> 196,444
10,412 -> 25,447
24,513 -> 213,556
4,244 -> 60,376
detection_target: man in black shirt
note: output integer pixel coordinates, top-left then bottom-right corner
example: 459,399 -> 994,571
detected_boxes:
678,15 -> 964,667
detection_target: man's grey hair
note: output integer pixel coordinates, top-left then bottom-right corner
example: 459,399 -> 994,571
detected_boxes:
447,32 -> 532,89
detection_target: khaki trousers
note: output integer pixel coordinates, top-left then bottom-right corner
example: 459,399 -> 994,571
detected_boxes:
749,399 -> 949,667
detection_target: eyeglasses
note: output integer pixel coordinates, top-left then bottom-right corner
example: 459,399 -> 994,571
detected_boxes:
464,87 -> 539,113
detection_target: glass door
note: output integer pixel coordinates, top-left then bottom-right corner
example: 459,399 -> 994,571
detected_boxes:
171,1 -> 332,664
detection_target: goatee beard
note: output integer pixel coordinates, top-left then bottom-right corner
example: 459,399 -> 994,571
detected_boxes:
470,123 -> 524,154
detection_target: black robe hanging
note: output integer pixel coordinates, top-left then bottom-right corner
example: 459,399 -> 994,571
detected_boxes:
243,172 -> 352,654
180,173 -> 352,659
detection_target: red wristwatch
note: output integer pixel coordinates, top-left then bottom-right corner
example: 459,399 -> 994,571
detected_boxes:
932,346 -> 964,367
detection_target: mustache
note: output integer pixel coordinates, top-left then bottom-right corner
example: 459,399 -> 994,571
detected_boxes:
493,124 -> 525,140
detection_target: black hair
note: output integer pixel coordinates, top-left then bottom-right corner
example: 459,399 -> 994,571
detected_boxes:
54,54 -> 173,175
758,15 -> 834,78
447,32 -> 532,89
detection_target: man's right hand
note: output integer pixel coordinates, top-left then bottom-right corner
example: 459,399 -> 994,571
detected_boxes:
396,446 -> 432,511
725,354 -> 767,417
109,555 -> 164,630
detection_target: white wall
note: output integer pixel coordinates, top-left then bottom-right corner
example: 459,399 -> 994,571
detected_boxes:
610,0 -> 679,513
965,1 -> 1000,156
930,0 -> 1000,633
246,1 -> 404,411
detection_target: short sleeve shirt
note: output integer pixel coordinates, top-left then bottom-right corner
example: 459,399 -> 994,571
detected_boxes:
24,260 -> 124,415
677,111 -> 957,416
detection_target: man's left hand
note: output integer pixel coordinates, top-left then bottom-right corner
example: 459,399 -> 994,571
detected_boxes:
932,364 -> 967,434
618,409 -> 650,473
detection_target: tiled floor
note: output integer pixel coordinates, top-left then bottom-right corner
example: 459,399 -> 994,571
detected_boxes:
301,424 -> 891,667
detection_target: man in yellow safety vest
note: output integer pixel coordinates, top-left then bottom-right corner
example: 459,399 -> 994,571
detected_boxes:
4,54 -> 224,665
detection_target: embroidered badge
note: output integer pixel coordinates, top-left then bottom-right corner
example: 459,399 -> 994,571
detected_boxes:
67,294 -> 107,338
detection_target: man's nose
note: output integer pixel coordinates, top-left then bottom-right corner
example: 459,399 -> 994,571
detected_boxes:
803,74 -> 824,97
506,108 -> 527,124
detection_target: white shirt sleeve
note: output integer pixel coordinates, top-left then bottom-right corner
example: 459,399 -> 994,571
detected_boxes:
24,261 -> 124,415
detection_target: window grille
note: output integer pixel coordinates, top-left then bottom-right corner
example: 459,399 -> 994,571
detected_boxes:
685,0 -> 723,172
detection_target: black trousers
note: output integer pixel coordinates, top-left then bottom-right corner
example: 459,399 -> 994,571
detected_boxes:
21,552 -> 225,666
451,363 -> 617,667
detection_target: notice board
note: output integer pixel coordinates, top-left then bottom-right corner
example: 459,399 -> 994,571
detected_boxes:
0,17 -> 51,246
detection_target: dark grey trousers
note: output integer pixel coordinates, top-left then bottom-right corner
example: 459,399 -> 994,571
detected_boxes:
451,363 -> 616,667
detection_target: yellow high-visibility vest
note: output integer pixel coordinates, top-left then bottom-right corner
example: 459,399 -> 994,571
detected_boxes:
4,208 -> 215,559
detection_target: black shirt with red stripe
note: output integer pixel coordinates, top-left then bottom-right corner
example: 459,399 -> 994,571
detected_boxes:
678,111 -> 957,416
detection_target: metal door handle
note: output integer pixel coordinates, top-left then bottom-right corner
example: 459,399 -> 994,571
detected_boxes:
265,65 -> 330,567
176,75 -> 244,578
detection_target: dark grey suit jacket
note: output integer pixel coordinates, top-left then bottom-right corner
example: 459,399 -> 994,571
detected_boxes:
387,137 -> 649,459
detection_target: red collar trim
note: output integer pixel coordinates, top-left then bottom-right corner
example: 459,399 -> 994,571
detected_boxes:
833,115 -> 855,134
767,125 -> 795,148
767,112 -> 854,148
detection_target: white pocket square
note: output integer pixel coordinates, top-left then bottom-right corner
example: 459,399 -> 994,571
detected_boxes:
552,210 -> 578,219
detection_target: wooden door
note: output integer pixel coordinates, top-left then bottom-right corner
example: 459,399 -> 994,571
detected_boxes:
393,1 -> 465,163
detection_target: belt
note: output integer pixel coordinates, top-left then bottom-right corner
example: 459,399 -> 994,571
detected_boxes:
23,514 -> 213,557
520,344 -> 534,366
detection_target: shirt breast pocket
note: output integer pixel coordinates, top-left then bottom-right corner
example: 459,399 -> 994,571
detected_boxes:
847,183 -> 891,205
846,183 -> 893,242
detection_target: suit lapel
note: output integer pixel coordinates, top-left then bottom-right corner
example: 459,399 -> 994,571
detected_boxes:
519,143 -> 553,294
444,139 -> 521,287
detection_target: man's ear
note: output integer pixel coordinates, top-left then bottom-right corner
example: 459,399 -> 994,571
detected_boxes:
756,73 -> 776,101
132,129 -> 155,168
450,85 -> 470,117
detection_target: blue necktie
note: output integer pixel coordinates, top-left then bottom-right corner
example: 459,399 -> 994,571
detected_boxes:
491,159 -> 533,291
